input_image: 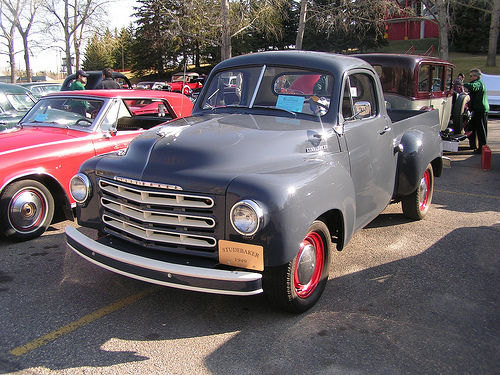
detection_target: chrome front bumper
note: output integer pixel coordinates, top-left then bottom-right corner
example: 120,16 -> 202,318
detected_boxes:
65,226 -> 263,296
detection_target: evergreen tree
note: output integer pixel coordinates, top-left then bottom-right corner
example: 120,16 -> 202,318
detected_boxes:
82,33 -> 114,70
451,1 -> 492,53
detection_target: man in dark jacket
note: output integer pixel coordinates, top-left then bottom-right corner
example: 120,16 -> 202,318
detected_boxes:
96,68 -> 121,89
463,68 -> 489,154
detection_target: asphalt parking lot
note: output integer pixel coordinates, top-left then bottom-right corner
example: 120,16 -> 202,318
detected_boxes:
0,119 -> 499,374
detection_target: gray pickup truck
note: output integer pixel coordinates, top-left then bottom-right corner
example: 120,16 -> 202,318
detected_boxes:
66,51 -> 446,313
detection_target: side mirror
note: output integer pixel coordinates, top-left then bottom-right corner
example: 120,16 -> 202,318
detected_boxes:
103,128 -> 117,138
158,103 -> 166,117
353,101 -> 372,118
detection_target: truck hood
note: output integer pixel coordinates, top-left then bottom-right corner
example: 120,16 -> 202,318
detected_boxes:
95,114 -> 339,194
0,125 -> 84,154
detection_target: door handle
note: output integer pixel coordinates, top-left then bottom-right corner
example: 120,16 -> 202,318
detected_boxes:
380,126 -> 391,135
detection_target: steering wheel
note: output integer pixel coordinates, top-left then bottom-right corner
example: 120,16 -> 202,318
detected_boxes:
76,118 -> 93,126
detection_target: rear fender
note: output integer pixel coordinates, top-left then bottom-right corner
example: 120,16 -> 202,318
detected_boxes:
396,127 -> 443,196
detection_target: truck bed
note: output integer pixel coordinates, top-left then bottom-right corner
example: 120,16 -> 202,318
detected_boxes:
387,109 -> 427,123
387,108 -> 441,135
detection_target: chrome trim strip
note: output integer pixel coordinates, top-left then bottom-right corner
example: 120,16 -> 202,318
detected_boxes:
65,226 -> 263,296
101,198 -> 216,228
99,180 -> 214,208
102,214 -> 217,247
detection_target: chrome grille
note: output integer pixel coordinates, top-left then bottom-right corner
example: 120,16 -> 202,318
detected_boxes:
99,178 -> 218,252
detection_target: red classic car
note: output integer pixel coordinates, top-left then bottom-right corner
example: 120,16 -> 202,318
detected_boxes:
0,89 -> 193,241
169,72 -> 204,96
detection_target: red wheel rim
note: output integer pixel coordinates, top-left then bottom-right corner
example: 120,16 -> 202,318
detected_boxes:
294,231 -> 324,298
419,169 -> 431,211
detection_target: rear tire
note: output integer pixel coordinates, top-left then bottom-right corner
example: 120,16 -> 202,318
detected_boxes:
0,180 -> 54,241
264,221 -> 331,314
402,163 -> 434,220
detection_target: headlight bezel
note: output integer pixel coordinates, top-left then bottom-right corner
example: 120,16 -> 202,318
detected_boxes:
70,173 -> 91,204
230,199 -> 265,236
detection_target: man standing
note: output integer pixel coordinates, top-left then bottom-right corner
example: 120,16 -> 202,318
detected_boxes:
96,68 -> 121,89
463,69 -> 489,154
69,70 -> 89,116
69,70 -> 88,90
452,73 -> 465,94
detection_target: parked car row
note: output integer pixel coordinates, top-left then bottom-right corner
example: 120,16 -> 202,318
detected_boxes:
0,83 -> 37,131
0,89 -> 193,241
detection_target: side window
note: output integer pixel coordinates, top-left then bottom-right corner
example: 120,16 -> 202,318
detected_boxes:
343,73 -> 378,120
100,100 -> 129,132
418,64 -> 431,92
342,80 -> 353,119
432,65 -> 445,92
446,67 -> 453,91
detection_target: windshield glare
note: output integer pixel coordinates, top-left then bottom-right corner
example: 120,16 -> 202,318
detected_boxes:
201,66 -> 333,116
20,97 -> 105,128
7,93 -> 36,112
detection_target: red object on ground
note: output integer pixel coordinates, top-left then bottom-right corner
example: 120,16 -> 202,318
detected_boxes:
482,145 -> 492,171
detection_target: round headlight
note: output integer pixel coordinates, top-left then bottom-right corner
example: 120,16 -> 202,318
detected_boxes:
70,173 -> 91,203
230,200 -> 264,236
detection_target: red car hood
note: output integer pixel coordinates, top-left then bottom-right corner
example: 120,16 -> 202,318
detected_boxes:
0,125 -> 87,154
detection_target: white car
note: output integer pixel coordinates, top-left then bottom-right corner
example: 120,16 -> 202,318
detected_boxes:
481,73 -> 500,115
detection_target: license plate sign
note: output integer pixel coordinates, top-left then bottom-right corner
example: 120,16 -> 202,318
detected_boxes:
218,240 -> 264,271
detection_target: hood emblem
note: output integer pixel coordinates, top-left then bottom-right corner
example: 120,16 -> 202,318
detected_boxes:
114,176 -> 183,191
156,124 -> 189,138
306,144 -> 328,153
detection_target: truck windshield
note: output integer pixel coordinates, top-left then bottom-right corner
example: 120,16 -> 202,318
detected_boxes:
201,66 -> 333,116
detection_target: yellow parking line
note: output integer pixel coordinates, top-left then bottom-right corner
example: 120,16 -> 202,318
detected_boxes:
9,285 -> 161,357
435,189 -> 500,200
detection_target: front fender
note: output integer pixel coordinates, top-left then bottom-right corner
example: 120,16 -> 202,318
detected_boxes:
225,155 -> 356,267
396,127 -> 443,196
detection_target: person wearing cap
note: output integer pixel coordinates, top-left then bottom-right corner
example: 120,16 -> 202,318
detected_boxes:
69,70 -> 89,116
95,68 -> 121,89
70,70 -> 88,91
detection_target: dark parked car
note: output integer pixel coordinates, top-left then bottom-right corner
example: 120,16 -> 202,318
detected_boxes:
0,83 -> 37,131
61,71 -> 132,91
17,82 -> 62,99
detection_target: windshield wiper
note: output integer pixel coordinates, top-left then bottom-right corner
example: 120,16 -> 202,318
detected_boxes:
252,105 -> 297,118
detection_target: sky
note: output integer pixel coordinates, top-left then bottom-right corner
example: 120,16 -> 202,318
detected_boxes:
28,0 -> 138,74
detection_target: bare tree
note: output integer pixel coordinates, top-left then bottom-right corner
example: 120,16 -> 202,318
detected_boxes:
486,0 -> 500,66
295,0 -> 307,50
15,0 -> 43,82
420,0 -> 451,60
221,0 -> 231,60
298,0 -> 405,52
156,0 -> 286,62
0,0 -> 21,83
44,0 -> 106,75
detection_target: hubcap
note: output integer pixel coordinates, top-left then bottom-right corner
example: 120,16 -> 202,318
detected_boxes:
294,232 -> 324,298
419,170 -> 431,211
9,189 -> 46,232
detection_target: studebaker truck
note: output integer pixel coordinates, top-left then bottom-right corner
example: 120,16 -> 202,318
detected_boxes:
66,51 -> 446,313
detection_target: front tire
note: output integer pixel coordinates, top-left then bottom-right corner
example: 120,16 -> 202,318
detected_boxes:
402,163 -> 434,220
452,93 -> 470,134
264,221 -> 331,314
0,180 -> 54,241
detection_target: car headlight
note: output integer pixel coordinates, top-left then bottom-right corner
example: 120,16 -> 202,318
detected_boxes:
70,173 -> 91,203
230,199 -> 265,236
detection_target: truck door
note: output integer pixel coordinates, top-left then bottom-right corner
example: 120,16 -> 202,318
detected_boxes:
342,72 -> 396,229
